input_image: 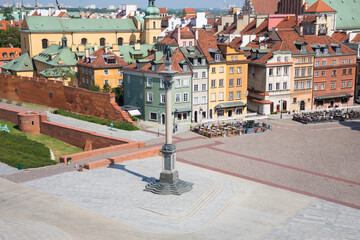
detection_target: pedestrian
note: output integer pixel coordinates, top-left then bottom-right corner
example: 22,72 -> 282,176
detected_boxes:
175,123 -> 178,132
173,124 -> 175,133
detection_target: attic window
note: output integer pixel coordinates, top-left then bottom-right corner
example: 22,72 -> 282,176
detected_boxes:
151,65 -> 156,71
201,58 -> 206,65
215,54 -> 220,61
182,64 -> 189,72
2,53 -> 7,58
10,52 -> 14,58
137,63 -> 140,69
105,57 -> 116,64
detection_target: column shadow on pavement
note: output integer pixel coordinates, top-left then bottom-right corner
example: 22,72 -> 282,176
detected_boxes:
107,164 -> 158,183
339,120 -> 360,131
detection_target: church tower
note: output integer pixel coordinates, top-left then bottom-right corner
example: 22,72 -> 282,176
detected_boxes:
142,0 -> 162,44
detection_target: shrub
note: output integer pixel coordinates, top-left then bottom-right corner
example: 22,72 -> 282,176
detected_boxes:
54,109 -> 139,131
89,85 -> 100,92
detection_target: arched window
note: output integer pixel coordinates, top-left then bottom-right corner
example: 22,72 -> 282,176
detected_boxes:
2,53 -> 8,58
42,39 -> 48,49
0,23 -> 3,27
153,36 -> 157,43
100,38 -> 105,46
81,38 -> 87,45
9,52 -> 14,58
153,21 -> 156,29
118,37 -> 123,46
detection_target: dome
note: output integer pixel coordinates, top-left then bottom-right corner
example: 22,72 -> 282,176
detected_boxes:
145,6 -> 160,16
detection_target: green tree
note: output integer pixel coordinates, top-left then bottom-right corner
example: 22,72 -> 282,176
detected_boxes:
4,8 -> 15,20
5,26 -> 20,48
89,85 -> 100,92
112,86 -> 124,106
102,82 -> 111,93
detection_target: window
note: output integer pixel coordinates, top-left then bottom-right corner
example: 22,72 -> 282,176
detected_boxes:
236,78 -> 242,87
147,77 -> 153,87
127,75 -> 130,83
118,69 -> 122,75
300,81 -> 305,89
321,84 -> 325,90
81,38 -> 87,45
175,93 -> 181,103
153,37 -> 157,43
2,53 -> 7,58
308,57 -> 312,63
331,82 -> 336,89
100,38 -> 105,46
333,60 -> 337,65
295,68 -> 300,77
212,67 -> 216,73
201,96 -> 207,104
332,70 -> 336,76
228,92 -> 234,100
211,93 -> 216,101
160,93 -> 165,103
202,84 -> 206,91
322,71 -> 326,77
269,68 -> 273,76
277,67 -> 281,76
211,80 -> 216,88
217,110 -> 225,117
277,56 -> 281,62
296,58 -> 300,63
230,67 -> 234,74
153,21 -> 156,29
194,72 -> 199,79
302,57 -> 306,63
343,69 -> 347,75
283,82 -> 287,90
194,84 -> 199,92
349,68 -> 352,75
342,81 -> 346,88
285,56 -> 288,62
315,84 -> 318,90
219,67 -> 224,73
349,59 -> 353,64
307,81 -> 311,89
178,113 -> 182,120
118,79 -> 123,86
202,71 -> 206,78
348,81 -> 351,87
293,98 -> 297,104
150,112 -> 157,121
322,60 -> 326,66
237,67 -> 242,73
276,83 -> 280,90
219,79 -> 224,87
104,70 -> 109,76
215,54 -> 220,61
308,68 -> 312,76
301,68 -> 306,77
284,67 -> 288,75
269,83 -> 273,91
343,59 -> 347,64
118,37 -> 123,45
315,61 -> 320,67
42,39 -> 48,49
160,79 -> 165,89
183,78 -> 189,87
219,92 -> 224,101
294,82 -> 299,90
236,91 -> 241,100
229,79 -> 234,87
183,93 -> 189,102
194,97 -> 199,104
147,92 -> 153,102
182,113 -> 188,120
175,79 -> 181,88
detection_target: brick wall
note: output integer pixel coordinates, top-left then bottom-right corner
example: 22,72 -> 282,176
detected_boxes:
0,107 -> 20,124
40,121 -> 131,150
0,74 -> 134,123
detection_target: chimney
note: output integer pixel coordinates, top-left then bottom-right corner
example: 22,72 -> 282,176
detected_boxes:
195,29 -> 199,41
134,42 -> 141,51
85,49 -> 90,58
178,27 -> 181,40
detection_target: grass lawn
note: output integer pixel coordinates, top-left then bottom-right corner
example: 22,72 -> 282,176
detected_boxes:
54,109 -> 139,131
0,120 -> 82,168
0,98 -> 54,111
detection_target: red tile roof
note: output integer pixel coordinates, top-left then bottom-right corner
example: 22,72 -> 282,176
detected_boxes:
304,35 -> 355,55
302,15 -> 318,23
332,31 -> 349,43
351,33 -> 360,43
0,47 -> 21,61
78,47 -> 127,68
304,0 -> 336,13
218,22 -> 237,35
197,29 -> 225,62
159,8 -> 167,14
251,0 -> 280,15
184,8 -> 196,14
276,16 -> 297,29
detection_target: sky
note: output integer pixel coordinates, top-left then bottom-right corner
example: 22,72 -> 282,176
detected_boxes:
35,0 -> 245,9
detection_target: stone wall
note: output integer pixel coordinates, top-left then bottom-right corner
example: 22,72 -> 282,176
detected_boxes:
0,74 -> 134,123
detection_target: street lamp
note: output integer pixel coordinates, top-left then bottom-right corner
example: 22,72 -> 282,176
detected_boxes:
278,100 -> 283,119
144,45 -> 193,195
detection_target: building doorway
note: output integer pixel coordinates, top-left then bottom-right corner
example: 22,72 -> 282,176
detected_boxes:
300,101 -> 305,111
276,104 -> 280,112
282,101 -> 287,111
161,114 -> 165,125
194,111 -> 198,123
270,102 -> 274,113
210,109 -> 213,119
228,110 -> 232,117
330,100 -> 334,107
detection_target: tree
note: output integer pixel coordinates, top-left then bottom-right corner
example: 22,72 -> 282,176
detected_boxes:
102,82 -> 111,93
4,8 -> 15,20
6,27 -> 20,48
89,85 -> 100,92
112,87 -> 124,106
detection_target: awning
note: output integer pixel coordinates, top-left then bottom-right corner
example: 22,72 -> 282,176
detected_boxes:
315,94 -> 352,100
175,107 -> 191,113
128,110 -> 141,117
215,101 -> 246,110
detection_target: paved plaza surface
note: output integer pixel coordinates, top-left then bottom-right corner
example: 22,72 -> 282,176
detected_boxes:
1,102 -> 360,239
